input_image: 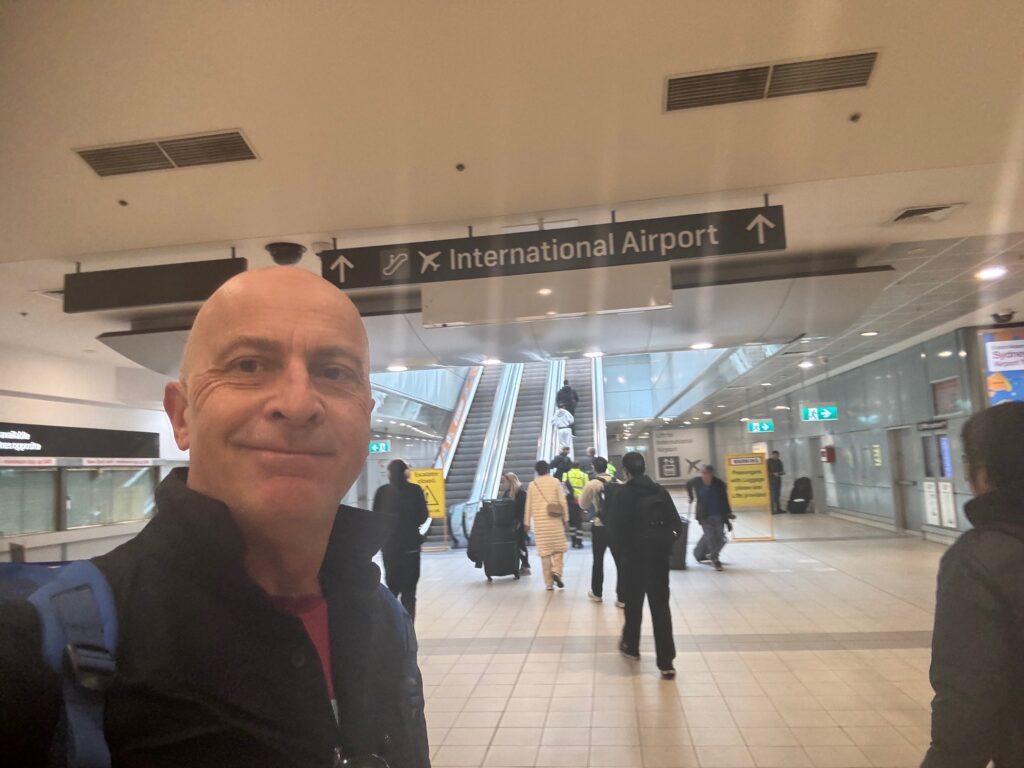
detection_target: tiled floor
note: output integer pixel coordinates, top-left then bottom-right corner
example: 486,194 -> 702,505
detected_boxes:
412,506 -> 945,767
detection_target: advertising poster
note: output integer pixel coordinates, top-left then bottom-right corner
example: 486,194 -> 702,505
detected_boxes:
922,480 -> 941,526
724,453 -> 770,508
652,427 -> 709,486
938,481 -> 958,529
979,327 -> 1024,405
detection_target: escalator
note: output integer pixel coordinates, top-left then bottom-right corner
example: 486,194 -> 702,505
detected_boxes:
500,362 -> 550,484
444,365 -> 504,507
564,358 -> 595,461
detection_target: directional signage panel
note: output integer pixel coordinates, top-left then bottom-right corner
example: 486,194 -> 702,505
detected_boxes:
368,440 -> 391,454
800,404 -> 838,422
319,206 -> 786,289
746,419 -> 775,434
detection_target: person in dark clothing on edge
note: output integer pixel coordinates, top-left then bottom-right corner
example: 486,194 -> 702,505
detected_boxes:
556,378 -> 579,418
579,457 -> 622,605
550,445 -> 573,480
375,459 -> 429,620
767,450 -> 785,514
922,402 -> 1024,766
693,464 -> 735,571
0,268 -> 429,768
608,451 -> 683,679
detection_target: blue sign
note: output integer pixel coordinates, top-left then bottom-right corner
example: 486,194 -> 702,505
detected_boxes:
801,404 -> 838,422
746,420 -> 775,434
369,440 -> 391,454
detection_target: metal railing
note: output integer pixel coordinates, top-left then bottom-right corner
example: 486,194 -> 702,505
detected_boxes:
591,356 -> 609,458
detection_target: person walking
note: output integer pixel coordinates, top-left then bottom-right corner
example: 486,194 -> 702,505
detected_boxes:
579,457 -> 622,604
767,450 -> 785,514
608,452 -> 682,678
499,471 -> 531,575
556,378 -> 579,418
692,464 -> 734,571
524,460 -> 569,591
566,462 -> 589,549
552,407 -> 575,459
922,403 -> 1024,766
375,459 -> 430,620
550,444 -> 573,480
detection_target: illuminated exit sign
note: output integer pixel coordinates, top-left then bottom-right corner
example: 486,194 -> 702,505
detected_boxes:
746,419 -> 775,434
801,404 -> 838,422
369,440 -> 391,454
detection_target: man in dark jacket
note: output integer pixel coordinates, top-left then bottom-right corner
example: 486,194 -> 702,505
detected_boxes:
375,459 -> 429,620
767,451 -> 785,514
556,378 -> 579,418
922,402 -> 1024,766
608,451 -> 683,679
0,268 -> 430,767
692,464 -> 734,571
550,445 -> 573,480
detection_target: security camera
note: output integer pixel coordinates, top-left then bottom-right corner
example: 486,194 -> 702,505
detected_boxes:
991,310 -> 1016,325
264,242 -> 306,265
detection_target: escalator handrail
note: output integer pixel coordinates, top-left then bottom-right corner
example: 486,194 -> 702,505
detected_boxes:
591,356 -> 608,458
537,359 -> 566,462
433,366 -> 484,478
467,363 -> 524,503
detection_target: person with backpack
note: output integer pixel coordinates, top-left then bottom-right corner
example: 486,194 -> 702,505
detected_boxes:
579,457 -> 622,605
556,378 -> 579,418
692,464 -> 735,571
608,451 -> 683,679
922,402 -> 1024,766
524,460 -> 569,591
0,268 -> 429,767
374,459 -> 429,620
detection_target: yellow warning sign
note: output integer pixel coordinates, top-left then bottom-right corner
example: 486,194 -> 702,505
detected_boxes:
409,468 -> 446,519
724,453 -> 770,509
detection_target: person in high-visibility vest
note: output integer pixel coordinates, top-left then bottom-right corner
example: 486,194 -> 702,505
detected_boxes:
606,461 -> 618,480
565,463 -> 589,549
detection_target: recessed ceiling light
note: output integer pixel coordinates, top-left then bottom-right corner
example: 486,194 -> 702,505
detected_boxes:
692,417 -> 700,421
617,377 -> 626,384
958,350 -> 967,358
798,361 -> 814,369
482,358 -> 502,365
702,411 -> 712,415
716,404 -> 726,408
583,351 -> 604,358
690,342 -> 713,350
774,405 -> 791,411
761,382 -> 772,387
545,310 -> 557,316
938,350 -> 953,358
386,364 -> 408,372
799,338 -> 812,344
683,420 -> 691,425
740,417 -> 750,422
538,288 -> 553,296
860,331 -> 879,337
977,265 -> 1007,281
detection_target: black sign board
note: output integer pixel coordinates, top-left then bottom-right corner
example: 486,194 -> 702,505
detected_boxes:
64,258 -> 247,314
917,420 -> 949,432
658,456 -> 682,479
318,206 -> 785,290
0,423 -> 160,458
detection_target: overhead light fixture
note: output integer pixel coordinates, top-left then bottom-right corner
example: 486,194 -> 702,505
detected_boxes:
690,342 -> 713,350
702,411 -> 712,415
774,405 -> 791,411
959,350 -> 967,358
938,350 -> 953,358
740,417 -> 750,422
617,377 -> 626,384
683,420 -> 691,425
583,351 -> 604,358
716,404 -> 727,408
860,331 -> 879,337
799,338 -> 813,344
482,358 -> 502,365
386,364 -> 408,372
545,310 -> 557,316
977,265 -> 1007,281
761,382 -> 772,387
798,361 -> 814,369
538,288 -> 553,296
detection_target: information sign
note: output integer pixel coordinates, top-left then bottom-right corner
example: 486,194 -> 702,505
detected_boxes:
800,404 -> 838,422
369,440 -> 391,454
724,453 -> 770,509
409,468 -> 446,520
746,419 -> 774,434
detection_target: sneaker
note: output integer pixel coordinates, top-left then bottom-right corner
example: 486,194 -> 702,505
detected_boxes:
552,573 -> 564,589
713,558 -> 723,571
588,591 -> 602,603
660,668 -> 676,680
618,642 -> 640,660
615,600 -> 625,609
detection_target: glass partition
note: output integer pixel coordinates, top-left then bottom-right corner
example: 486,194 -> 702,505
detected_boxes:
0,469 -> 58,536
65,467 -> 158,528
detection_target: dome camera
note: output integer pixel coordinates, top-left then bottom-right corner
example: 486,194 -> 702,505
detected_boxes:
265,242 -> 306,265
991,310 -> 1016,325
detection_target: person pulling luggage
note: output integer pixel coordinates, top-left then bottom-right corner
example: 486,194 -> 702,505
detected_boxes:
692,464 -> 735,571
499,471 -> 531,575
524,461 -> 569,591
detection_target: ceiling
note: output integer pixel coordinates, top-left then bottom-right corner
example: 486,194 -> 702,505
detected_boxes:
1,1 -> 1024,407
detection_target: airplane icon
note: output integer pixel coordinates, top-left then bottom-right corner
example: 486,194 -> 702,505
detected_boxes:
685,458 -> 702,473
419,250 -> 441,273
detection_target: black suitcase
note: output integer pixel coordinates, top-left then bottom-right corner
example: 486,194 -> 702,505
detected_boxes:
480,499 -> 521,580
787,477 -> 813,514
669,517 -> 689,570
484,539 -> 521,580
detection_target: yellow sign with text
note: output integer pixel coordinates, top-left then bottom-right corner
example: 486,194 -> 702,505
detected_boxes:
724,453 -> 770,509
409,468 -> 446,519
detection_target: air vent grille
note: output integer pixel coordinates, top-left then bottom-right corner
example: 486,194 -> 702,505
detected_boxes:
666,67 -> 770,111
666,51 -> 878,111
767,52 -> 877,98
76,130 -> 256,177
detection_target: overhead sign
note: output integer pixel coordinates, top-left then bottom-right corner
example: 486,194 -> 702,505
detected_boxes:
319,206 -> 786,289
652,427 -> 709,485
368,440 -> 391,454
985,338 -> 1024,372
800,404 -> 838,422
746,419 -> 775,434
409,468 -> 446,519
0,423 -> 159,459
724,453 -> 770,509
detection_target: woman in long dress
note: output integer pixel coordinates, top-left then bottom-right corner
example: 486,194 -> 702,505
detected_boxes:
524,460 -> 569,590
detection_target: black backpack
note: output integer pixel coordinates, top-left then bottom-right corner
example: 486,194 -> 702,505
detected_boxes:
637,492 -> 678,547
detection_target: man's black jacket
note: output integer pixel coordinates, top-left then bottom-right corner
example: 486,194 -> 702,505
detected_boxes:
0,469 -> 430,768
375,479 -> 429,556
692,477 -> 733,523
923,489 -> 1024,767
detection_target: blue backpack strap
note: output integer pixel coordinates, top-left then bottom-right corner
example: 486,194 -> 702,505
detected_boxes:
28,561 -> 117,768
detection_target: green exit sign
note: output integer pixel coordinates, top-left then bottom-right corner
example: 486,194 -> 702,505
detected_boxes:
369,440 -> 391,454
746,419 -> 775,434
801,404 -> 838,422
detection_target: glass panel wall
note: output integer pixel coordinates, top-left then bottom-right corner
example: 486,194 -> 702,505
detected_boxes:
65,468 -> 158,528
0,469 -> 58,536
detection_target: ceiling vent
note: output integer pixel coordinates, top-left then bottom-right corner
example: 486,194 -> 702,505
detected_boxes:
891,203 -> 965,223
76,130 -> 256,177
666,51 -> 878,111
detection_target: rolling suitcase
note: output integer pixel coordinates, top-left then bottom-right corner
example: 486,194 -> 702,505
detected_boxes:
669,516 -> 689,570
481,499 -> 521,581
787,477 -> 813,514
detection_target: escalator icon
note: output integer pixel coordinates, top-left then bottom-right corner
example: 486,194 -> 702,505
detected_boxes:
379,250 -> 411,281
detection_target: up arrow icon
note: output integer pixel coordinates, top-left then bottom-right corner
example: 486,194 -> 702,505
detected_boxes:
746,213 -> 776,245
330,254 -> 355,284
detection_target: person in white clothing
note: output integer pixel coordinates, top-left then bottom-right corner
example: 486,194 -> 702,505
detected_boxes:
552,406 -> 574,460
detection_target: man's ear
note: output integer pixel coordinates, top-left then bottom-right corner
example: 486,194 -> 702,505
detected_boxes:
164,381 -> 191,451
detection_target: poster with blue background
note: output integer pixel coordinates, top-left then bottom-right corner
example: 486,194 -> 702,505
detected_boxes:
980,327 -> 1024,405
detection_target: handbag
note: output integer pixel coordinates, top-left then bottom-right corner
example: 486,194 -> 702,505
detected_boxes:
537,483 -> 564,518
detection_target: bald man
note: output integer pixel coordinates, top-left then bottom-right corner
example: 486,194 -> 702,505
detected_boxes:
0,268 -> 430,767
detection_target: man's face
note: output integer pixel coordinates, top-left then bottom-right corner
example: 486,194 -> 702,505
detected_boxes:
165,270 -> 372,529
702,469 -> 714,485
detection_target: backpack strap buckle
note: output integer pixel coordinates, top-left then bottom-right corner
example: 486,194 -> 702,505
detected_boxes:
64,643 -> 116,692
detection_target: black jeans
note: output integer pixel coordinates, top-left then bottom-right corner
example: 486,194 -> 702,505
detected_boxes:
620,549 -> 675,671
590,525 -> 620,601
383,550 -> 421,620
517,527 -> 531,570
770,478 -> 782,512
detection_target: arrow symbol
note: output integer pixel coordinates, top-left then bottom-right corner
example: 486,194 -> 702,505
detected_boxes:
331,254 -> 355,284
746,213 -> 776,245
